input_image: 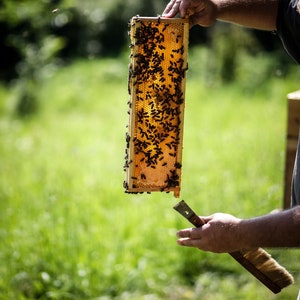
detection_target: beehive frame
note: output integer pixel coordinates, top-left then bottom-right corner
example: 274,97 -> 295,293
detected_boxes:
124,16 -> 189,197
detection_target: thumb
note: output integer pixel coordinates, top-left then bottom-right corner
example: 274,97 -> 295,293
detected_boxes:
200,215 -> 214,224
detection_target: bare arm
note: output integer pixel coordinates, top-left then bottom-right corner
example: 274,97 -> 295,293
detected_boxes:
177,206 -> 300,253
162,0 -> 278,30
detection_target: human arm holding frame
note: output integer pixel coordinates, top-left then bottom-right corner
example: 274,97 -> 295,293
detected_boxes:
163,0 -> 300,254
162,0 -> 278,30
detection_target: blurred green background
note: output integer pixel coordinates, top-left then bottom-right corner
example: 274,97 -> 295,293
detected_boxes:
1,0 -> 300,299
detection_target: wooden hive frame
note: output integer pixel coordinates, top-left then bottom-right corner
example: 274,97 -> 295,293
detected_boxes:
124,16 -> 189,197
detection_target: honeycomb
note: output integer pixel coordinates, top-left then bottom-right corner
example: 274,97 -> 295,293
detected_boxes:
124,16 -> 189,197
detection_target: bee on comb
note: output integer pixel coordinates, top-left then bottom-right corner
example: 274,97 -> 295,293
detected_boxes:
124,16 -> 189,197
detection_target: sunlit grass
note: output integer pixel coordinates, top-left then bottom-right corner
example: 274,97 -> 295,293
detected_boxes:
0,57 -> 299,299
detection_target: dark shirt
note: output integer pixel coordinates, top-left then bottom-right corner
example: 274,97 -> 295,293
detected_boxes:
292,137 -> 300,206
277,0 -> 300,64
277,0 -> 300,206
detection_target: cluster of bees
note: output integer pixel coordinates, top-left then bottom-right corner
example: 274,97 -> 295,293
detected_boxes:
124,16 -> 189,197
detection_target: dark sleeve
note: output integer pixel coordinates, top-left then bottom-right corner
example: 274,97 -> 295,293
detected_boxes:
291,135 -> 300,207
276,0 -> 300,64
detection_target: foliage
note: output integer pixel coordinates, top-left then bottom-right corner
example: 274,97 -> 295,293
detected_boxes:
1,0 -> 66,116
0,58 -> 300,299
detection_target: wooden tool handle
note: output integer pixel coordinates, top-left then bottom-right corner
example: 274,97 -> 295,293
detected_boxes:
228,251 -> 281,293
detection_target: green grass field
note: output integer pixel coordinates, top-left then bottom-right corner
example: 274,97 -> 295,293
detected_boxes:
0,55 -> 300,299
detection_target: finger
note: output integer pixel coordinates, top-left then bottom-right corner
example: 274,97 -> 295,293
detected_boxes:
177,237 -> 202,247
201,215 -> 214,223
180,0 -> 194,18
188,15 -> 199,28
176,227 -> 202,238
162,0 -> 176,16
162,0 -> 181,17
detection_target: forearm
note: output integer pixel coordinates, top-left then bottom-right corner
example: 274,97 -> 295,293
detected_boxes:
177,206 -> 300,253
163,0 -> 279,30
238,206 -> 300,248
215,0 -> 278,30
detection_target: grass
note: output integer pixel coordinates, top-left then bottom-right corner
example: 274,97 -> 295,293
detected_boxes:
0,54 -> 300,299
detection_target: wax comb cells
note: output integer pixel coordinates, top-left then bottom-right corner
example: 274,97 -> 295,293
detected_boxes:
124,17 -> 189,197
